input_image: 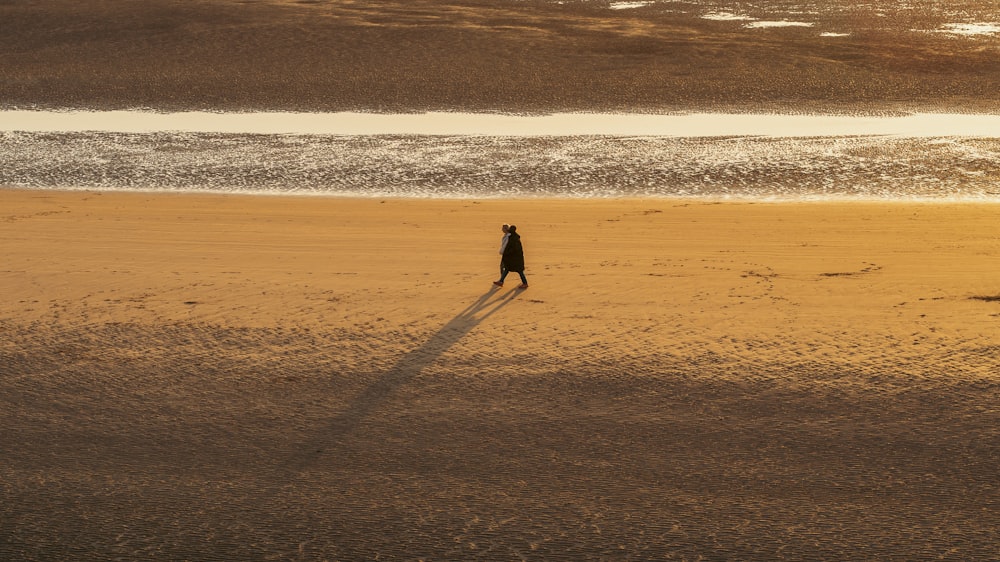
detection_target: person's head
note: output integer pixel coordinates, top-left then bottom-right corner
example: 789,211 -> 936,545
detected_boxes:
508,225 -> 517,233
502,224 -> 510,233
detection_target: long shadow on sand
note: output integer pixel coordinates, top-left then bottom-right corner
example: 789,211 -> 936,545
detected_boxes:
290,285 -> 521,473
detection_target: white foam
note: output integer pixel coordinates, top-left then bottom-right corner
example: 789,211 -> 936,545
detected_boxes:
937,22 -> 1000,36
4,111 -> 1000,137
701,11 -> 753,21
746,20 -> 814,28
609,1 -> 652,9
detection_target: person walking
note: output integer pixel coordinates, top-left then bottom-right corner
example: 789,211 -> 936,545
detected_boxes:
494,224 -> 528,289
497,224 -> 510,283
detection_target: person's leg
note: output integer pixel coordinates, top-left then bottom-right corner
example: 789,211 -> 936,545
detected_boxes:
518,271 -> 528,286
495,269 -> 510,286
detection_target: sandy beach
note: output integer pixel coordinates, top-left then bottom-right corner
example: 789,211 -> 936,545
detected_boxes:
3,189 -> 999,559
4,0 -> 1000,559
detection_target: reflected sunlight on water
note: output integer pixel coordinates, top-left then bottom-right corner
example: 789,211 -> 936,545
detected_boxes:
4,111 -> 1000,137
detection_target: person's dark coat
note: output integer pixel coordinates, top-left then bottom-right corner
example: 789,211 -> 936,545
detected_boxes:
502,231 -> 525,272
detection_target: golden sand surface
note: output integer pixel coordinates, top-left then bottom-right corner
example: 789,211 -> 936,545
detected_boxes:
3,189 -> 1000,559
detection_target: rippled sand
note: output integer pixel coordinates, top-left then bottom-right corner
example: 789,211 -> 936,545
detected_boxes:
3,192 -> 1000,560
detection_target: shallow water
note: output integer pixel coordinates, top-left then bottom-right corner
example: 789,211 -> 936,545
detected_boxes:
592,0 -> 1000,38
3,111 -> 1000,200
5,111 -> 1000,137
577,0 -> 1000,40
3,129 -> 999,200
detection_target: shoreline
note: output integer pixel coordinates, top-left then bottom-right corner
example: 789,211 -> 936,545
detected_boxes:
9,185 -> 1000,204
6,132 -> 1000,201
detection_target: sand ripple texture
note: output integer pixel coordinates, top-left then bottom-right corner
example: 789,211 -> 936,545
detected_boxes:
4,194 -> 1000,560
3,318 -> 1000,561
3,132 -> 1000,199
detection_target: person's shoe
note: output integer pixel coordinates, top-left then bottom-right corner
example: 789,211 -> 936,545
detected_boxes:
517,283 -> 529,289
493,281 -> 503,287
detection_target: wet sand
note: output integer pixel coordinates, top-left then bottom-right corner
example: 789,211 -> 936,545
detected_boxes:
3,190 -> 1000,559
2,0 -> 1000,114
